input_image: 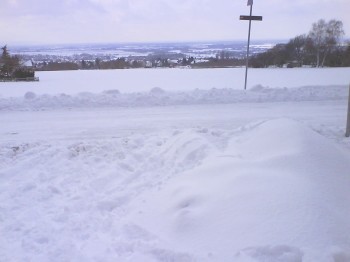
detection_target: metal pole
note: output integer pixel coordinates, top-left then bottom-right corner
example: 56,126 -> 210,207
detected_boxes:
244,4 -> 253,90
346,83 -> 350,137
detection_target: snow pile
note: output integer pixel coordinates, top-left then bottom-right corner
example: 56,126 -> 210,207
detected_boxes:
0,85 -> 348,110
1,118 -> 349,261
129,119 -> 350,261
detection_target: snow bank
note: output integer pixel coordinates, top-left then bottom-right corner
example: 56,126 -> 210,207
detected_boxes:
128,119 -> 350,261
0,85 -> 347,110
1,118 -> 349,261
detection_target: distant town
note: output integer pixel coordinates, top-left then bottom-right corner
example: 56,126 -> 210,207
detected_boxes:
8,41 -> 271,71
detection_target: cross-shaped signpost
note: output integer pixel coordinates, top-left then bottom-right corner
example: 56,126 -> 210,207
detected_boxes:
240,0 -> 263,90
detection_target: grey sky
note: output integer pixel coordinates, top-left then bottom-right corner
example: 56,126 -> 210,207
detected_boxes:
1,0 -> 349,44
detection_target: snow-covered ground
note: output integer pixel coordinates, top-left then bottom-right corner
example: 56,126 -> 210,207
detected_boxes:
0,68 -> 350,262
1,67 -> 349,96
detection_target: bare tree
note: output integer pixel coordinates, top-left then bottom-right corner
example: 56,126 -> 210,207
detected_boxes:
286,34 -> 311,67
309,19 -> 345,67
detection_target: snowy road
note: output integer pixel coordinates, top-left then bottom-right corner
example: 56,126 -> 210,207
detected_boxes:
0,100 -> 348,146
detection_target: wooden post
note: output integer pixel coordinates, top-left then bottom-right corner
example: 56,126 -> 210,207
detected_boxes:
346,84 -> 350,137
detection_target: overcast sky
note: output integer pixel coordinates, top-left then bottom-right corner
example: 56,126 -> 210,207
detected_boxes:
1,0 -> 349,45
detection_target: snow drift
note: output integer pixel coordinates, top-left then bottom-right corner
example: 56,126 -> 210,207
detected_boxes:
0,85 -> 348,111
128,119 -> 350,261
1,118 -> 349,261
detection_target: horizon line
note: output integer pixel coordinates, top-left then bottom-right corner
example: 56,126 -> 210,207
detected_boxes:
5,38 -> 289,47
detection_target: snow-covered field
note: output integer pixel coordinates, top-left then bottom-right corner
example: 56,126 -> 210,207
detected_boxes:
1,67 -> 350,96
1,68 -> 350,261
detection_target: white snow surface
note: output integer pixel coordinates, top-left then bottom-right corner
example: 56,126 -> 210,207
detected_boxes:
1,68 -> 350,262
1,67 -> 349,97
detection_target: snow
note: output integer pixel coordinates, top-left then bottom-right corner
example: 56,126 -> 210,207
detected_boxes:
0,84 -> 348,111
129,119 -> 350,261
0,67 -> 349,97
0,68 -> 350,261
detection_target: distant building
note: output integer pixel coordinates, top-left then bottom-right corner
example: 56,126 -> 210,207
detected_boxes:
20,60 -> 35,69
145,61 -> 152,68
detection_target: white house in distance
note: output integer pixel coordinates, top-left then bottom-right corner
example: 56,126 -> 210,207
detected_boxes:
20,59 -> 35,69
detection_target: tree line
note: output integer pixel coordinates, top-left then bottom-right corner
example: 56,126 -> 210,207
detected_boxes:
250,19 -> 349,68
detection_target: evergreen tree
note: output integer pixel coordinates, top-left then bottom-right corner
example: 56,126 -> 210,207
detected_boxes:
1,45 -> 19,77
